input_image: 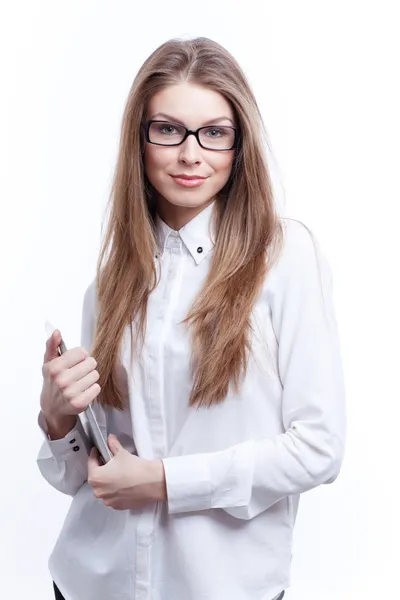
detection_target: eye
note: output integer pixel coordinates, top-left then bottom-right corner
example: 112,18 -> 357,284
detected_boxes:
158,124 -> 178,135
203,127 -> 229,138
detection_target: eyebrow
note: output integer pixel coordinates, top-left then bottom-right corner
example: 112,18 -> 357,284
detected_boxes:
150,113 -> 235,127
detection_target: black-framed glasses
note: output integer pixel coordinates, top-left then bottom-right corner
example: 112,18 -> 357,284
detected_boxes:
144,120 -> 237,151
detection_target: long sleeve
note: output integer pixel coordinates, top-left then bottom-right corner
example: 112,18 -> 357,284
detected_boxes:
36,281 -> 103,496
162,221 -> 346,519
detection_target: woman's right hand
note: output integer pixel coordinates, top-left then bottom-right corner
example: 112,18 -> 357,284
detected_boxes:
40,329 -> 101,438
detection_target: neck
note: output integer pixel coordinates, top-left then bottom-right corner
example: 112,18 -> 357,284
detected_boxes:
156,196 -> 214,231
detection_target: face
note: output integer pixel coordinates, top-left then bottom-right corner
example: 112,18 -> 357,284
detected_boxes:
143,82 -> 236,227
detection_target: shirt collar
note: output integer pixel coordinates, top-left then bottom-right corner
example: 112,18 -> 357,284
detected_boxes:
155,202 -> 216,265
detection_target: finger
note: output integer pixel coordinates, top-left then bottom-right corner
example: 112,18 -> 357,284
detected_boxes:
87,447 -> 101,477
44,330 -> 62,363
59,347 -> 89,369
107,434 -> 123,455
44,347 -> 89,377
56,359 -> 99,394
68,384 -> 101,413
63,370 -> 100,400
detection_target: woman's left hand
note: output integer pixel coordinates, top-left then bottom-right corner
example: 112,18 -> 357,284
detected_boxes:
87,434 -> 167,510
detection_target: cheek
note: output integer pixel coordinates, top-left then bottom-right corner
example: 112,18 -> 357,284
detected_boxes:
210,152 -> 235,181
144,147 -> 175,184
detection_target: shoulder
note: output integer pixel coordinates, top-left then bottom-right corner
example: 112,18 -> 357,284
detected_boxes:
84,278 -> 96,305
83,278 -> 97,310
266,217 -> 332,294
81,278 -> 98,347
279,217 -> 322,267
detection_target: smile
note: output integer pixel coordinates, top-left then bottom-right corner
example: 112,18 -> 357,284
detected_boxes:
170,175 -> 208,188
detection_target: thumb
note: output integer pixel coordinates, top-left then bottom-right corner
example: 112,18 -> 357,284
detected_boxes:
108,434 -> 124,455
87,447 -> 101,479
44,329 -> 62,363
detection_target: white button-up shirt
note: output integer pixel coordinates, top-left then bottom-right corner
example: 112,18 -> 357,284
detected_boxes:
37,202 -> 346,600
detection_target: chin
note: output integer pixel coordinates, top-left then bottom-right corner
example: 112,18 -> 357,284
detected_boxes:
163,191 -> 214,210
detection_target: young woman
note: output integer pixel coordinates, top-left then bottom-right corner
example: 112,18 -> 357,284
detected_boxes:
37,37 -> 346,600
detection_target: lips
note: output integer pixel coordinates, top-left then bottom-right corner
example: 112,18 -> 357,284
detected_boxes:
171,174 -> 207,180
170,174 -> 208,188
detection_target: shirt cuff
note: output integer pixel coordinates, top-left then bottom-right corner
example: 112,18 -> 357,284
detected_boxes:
38,411 -> 90,460
162,453 -> 213,514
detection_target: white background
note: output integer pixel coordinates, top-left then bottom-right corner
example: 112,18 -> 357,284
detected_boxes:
1,1 -> 399,598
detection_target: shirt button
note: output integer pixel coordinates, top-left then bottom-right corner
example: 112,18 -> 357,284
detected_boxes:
73,446 -> 80,452
197,246 -> 203,254
69,438 -> 76,444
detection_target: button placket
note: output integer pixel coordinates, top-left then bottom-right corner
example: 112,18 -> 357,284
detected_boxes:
151,245 -> 179,455
149,247 -> 178,455
133,242 -> 184,596
134,509 -> 158,600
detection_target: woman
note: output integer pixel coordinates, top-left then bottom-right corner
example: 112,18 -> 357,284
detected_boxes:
37,37 -> 346,600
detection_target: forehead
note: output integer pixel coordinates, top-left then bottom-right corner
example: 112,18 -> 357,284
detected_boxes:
147,82 -> 234,127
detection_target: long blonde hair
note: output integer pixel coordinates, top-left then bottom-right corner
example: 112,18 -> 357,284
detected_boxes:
91,37 -> 283,410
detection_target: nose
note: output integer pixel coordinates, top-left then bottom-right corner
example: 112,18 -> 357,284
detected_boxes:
178,134 -> 202,165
